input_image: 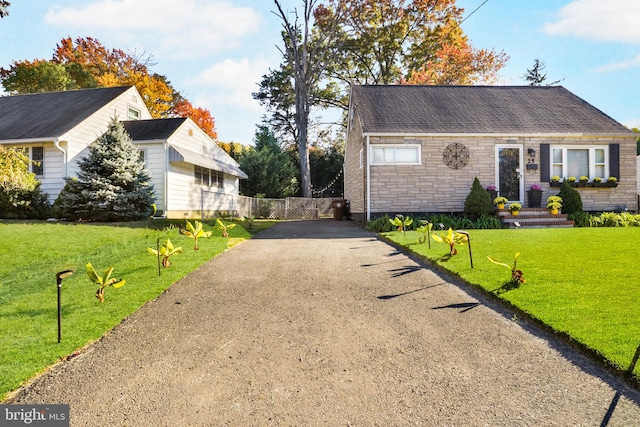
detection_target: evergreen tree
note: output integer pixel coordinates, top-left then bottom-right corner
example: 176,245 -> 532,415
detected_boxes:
55,118 -> 154,221
464,177 -> 494,220
557,180 -> 583,215
238,125 -> 298,198
523,58 -> 562,86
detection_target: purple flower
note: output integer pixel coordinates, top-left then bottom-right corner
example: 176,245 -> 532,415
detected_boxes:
486,185 -> 497,191
530,184 -> 542,191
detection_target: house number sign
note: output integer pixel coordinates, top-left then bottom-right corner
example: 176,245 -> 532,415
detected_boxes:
443,143 -> 469,169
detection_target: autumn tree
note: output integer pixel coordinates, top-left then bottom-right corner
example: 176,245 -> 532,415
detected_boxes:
0,59 -> 77,93
172,99 -> 217,140
0,37 -> 218,135
318,0 -> 508,86
217,141 -> 248,161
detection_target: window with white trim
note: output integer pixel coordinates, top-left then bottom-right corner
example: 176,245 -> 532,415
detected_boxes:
359,148 -> 364,169
194,166 -> 223,188
128,106 -> 141,120
551,146 -> 608,179
31,147 -> 44,176
370,144 -> 421,165
17,147 -> 44,176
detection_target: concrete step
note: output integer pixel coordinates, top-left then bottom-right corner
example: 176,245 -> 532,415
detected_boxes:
496,208 -> 574,228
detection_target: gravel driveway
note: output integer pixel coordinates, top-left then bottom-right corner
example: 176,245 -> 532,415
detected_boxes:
6,220 -> 640,426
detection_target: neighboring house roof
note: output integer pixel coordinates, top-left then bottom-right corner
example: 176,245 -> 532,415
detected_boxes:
122,117 -> 186,140
0,86 -> 132,140
123,118 -> 248,179
351,85 -> 633,135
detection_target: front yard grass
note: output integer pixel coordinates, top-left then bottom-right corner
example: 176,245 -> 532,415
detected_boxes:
0,219 -> 277,401
384,227 -> 640,381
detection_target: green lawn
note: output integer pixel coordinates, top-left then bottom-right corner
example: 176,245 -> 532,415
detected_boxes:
0,219 -> 276,401
383,227 -> 640,380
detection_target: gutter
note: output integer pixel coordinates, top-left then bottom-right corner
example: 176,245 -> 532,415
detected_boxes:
366,135 -> 371,222
164,142 -> 169,215
52,138 -> 69,178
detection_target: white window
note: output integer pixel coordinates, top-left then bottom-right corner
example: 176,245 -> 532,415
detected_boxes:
194,166 -> 223,188
359,148 -> 364,169
551,146 -> 608,179
16,147 -> 44,176
128,106 -> 141,120
370,144 -> 421,165
31,147 -> 44,176
138,149 -> 146,164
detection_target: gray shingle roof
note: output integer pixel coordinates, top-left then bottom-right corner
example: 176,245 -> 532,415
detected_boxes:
0,86 -> 131,140
122,118 -> 186,140
351,85 -> 632,135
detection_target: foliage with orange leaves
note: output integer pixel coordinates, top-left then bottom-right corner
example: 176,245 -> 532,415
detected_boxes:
1,37 -> 218,138
317,0 -> 507,86
172,99 -> 217,140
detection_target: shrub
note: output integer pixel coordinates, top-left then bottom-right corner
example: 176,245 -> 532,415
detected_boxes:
557,180 -> 583,215
365,214 -> 394,232
0,182 -> 50,219
590,212 -> 640,227
464,177 -> 494,220
569,211 -> 592,227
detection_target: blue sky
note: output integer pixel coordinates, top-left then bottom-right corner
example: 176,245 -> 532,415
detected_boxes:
1,0 -> 639,144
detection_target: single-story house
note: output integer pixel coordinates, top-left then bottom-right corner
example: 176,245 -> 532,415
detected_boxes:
344,85 -> 637,222
0,86 -> 247,218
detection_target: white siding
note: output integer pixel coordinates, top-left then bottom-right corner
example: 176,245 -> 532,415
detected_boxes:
163,119 -> 243,216
62,87 -> 152,174
136,142 -> 167,213
6,142 -> 64,202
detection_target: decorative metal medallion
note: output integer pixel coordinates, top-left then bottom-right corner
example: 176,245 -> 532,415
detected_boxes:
443,143 -> 469,169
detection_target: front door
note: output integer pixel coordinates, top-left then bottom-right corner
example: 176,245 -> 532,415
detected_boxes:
496,145 -> 523,202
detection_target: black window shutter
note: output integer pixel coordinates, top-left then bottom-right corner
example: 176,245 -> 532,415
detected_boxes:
540,143 -> 550,182
609,143 -> 620,180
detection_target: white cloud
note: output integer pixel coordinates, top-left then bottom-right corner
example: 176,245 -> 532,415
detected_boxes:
191,57 -> 271,111
596,54 -> 640,72
543,0 -> 640,44
43,0 -> 262,58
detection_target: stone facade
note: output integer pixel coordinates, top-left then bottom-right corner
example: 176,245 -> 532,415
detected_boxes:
346,131 -> 637,220
344,85 -> 638,221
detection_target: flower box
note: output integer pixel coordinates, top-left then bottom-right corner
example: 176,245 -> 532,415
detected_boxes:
593,182 -> 618,188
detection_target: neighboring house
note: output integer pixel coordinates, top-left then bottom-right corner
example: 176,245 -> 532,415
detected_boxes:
345,85 -> 637,222
0,86 -> 246,218
123,118 -> 247,218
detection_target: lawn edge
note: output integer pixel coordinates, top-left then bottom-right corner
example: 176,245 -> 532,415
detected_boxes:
1,238 -> 251,403
378,233 -> 640,393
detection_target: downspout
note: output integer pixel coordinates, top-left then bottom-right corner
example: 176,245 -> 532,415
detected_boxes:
366,135 -> 371,222
164,143 -> 169,216
52,138 -> 68,177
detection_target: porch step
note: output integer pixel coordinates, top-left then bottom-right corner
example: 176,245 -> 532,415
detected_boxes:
496,208 -> 574,229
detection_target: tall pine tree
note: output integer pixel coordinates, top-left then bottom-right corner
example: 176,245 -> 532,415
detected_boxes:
55,117 -> 154,221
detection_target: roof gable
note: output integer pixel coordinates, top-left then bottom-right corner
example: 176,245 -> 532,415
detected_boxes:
0,86 -> 133,140
351,85 -> 633,135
